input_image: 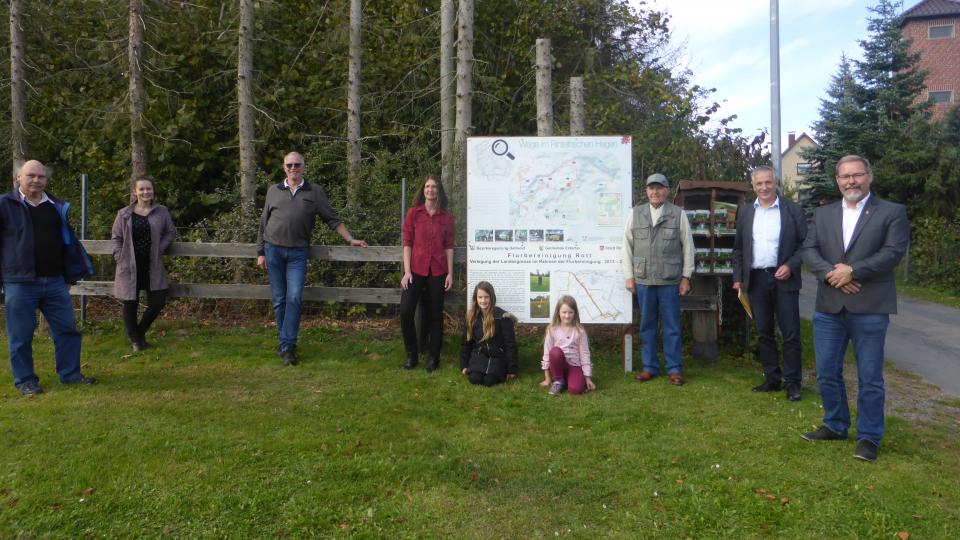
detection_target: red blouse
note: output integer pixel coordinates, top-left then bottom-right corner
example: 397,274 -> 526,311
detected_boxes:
402,205 -> 455,276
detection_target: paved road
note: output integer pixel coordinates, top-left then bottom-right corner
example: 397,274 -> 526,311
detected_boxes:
800,271 -> 960,397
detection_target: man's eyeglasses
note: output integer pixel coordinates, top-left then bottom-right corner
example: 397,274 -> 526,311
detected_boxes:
837,172 -> 868,181
284,163 -> 303,170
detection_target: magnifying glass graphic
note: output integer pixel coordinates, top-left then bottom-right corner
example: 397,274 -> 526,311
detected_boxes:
491,139 -> 515,160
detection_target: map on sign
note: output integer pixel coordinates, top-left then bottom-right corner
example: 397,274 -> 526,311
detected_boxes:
466,136 -> 633,324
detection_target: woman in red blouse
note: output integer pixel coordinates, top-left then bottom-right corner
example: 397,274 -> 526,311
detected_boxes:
400,176 -> 455,372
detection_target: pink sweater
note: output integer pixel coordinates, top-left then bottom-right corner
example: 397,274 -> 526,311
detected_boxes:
541,325 -> 592,377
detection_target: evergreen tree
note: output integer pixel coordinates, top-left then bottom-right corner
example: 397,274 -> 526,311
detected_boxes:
803,0 -> 928,209
801,55 -> 865,205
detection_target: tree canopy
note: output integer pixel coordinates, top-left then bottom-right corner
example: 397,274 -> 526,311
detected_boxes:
1,0 -> 766,240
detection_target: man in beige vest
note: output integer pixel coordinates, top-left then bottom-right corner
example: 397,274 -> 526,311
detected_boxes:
623,173 -> 694,385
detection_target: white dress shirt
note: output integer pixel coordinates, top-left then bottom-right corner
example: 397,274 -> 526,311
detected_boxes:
751,197 -> 781,269
842,193 -> 871,251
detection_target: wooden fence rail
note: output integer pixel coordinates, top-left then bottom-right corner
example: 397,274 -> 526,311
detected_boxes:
71,240 -> 717,312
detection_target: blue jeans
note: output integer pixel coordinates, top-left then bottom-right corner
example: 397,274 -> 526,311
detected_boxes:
636,283 -> 682,375
813,310 -> 889,446
5,276 -> 83,388
264,243 -> 308,352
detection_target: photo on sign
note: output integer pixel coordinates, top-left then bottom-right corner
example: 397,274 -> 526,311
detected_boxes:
475,229 -> 494,242
514,229 -> 528,242
528,229 -> 544,242
530,294 -> 551,319
495,229 -> 514,242
530,271 -> 550,293
545,229 -> 564,242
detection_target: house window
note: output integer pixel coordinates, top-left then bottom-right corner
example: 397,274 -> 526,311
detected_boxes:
928,25 -> 955,39
929,91 -> 954,104
797,163 -> 813,175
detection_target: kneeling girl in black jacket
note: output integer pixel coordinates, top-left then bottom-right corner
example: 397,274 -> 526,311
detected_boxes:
460,281 -> 518,386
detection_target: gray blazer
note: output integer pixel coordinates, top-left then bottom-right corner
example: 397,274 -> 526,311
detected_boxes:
111,204 -> 176,300
732,197 -> 807,292
801,195 -> 909,314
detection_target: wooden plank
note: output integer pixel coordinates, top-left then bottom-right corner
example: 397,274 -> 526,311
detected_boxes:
70,281 -> 466,306
680,294 -> 716,311
81,240 -> 467,263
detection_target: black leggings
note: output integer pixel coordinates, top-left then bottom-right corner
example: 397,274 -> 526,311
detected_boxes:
122,289 -> 168,341
399,273 -> 445,361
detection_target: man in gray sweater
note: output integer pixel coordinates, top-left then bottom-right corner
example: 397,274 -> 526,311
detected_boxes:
256,151 -> 367,365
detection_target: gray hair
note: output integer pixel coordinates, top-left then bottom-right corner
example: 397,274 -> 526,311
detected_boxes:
15,160 -> 52,180
749,165 -> 778,184
835,155 -> 872,175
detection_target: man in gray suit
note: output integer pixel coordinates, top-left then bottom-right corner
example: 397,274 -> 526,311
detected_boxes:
800,155 -> 910,462
732,166 -> 807,401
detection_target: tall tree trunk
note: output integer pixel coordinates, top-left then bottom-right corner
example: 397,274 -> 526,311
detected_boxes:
128,0 -> 148,180
439,0 -> 455,187
535,38 -> 553,136
453,0 -> 473,231
238,0 -> 256,220
9,0 -> 27,180
569,76 -> 584,136
347,0 -> 362,203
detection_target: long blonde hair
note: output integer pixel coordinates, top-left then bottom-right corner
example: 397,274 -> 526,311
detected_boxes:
545,295 -> 583,343
466,281 -> 497,341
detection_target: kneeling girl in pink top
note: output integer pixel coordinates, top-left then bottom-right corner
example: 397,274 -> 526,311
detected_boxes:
541,295 -> 595,395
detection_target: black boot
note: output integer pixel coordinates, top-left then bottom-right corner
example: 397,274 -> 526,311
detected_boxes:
425,358 -> 439,373
402,354 -> 418,370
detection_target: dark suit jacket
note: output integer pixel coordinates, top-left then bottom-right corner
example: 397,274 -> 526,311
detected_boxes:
732,196 -> 807,292
801,195 -> 909,314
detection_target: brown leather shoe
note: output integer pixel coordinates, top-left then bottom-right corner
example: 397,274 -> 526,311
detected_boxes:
634,371 -> 656,382
668,373 -> 685,386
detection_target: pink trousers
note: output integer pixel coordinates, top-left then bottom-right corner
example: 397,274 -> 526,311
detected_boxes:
548,346 -> 586,395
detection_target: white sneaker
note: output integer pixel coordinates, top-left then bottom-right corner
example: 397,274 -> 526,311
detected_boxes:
548,379 -> 567,396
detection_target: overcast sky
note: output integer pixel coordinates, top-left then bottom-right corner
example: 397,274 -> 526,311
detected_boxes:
642,0 -> 888,145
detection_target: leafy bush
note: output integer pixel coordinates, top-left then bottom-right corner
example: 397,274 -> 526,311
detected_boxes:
909,212 -> 960,293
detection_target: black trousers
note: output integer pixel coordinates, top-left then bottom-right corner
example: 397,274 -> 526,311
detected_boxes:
122,288 -> 168,341
468,371 -> 506,387
748,269 -> 802,384
399,272 -> 446,361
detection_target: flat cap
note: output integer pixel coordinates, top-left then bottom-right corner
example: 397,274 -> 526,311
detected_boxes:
645,173 -> 669,188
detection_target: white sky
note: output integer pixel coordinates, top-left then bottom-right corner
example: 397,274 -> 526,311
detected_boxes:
641,0 -> 883,146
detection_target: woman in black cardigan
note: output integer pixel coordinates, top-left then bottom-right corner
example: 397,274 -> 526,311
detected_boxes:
460,281 -> 518,386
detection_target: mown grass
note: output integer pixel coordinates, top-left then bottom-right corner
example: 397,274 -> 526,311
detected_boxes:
1,317 -> 958,538
897,279 -> 960,309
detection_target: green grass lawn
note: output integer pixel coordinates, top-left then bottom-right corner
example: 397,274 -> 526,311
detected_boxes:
897,279 -> 960,309
1,317 -> 959,538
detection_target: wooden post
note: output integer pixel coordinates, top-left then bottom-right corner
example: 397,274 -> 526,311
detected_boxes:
347,0 -> 362,203
453,0 -> 474,234
535,38 -> 553,136
690,275 -> 719,360
569,76 -> 584,136
9,0 -> 27,180
238,0 -> 257,220
128,0 -> 148,180
440,0 -> 456,186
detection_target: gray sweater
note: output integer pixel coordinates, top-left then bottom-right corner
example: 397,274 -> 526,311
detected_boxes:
256,180 -> 342,255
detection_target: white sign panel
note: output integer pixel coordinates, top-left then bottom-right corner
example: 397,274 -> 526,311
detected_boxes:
466,136 -> 633,324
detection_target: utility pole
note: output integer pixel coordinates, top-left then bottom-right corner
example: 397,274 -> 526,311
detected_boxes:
770,0 -> 782,179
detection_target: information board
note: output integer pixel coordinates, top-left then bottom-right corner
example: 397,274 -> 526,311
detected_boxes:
466,136 -> 633,324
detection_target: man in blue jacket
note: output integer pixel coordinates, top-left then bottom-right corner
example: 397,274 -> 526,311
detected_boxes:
1,160 -> 96,396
